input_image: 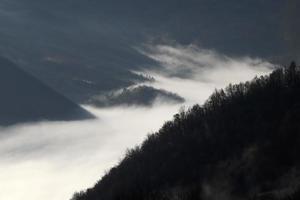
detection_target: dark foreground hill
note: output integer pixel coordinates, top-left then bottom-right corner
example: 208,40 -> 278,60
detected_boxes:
0,57 -> 94,126
72,63 -> 300,200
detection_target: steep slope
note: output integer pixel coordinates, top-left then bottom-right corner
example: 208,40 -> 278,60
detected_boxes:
72,63 -> 300,200
0,57 -> 94,126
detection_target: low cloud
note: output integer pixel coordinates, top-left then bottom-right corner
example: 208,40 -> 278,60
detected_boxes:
0,43 -> 275,200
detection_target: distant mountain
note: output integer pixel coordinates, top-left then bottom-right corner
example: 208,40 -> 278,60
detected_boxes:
0,57 -> 94,126
72,63 -> 300,200
0,0 -> 299,103
89,86 -> 185,107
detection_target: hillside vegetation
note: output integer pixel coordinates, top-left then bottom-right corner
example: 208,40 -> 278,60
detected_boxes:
72,62 -> 300,200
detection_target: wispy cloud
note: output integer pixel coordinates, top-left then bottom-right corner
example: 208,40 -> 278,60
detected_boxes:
135,44 -> 274,104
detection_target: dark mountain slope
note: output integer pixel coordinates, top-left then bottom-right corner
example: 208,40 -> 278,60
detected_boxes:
0,57 -> 94,126
72,63 -> 300,200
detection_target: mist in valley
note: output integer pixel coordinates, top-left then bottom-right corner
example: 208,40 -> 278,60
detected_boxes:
0,44 -> 274,200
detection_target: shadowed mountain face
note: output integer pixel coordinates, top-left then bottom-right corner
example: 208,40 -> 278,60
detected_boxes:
0,0 -> 298,104
0,57 -> 94,126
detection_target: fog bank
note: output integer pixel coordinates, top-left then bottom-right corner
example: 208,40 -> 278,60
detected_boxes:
0,44 -> 274,200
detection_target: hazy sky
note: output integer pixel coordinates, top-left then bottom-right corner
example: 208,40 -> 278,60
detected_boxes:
0,44 -> 274,200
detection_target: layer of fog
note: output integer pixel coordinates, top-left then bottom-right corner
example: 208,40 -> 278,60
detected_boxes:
0,44 -> 274,200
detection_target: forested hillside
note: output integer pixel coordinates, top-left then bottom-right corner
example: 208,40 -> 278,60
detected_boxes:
72,62 -> 300,200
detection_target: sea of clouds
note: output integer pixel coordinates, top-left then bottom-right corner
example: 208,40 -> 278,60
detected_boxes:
0,44 -> 274,200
